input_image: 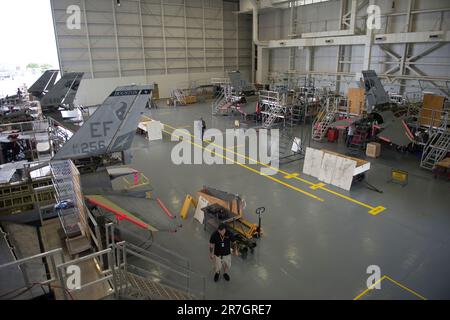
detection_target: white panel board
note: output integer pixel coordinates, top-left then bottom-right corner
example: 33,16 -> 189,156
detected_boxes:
318,153 -> 338,184
331,157 -> 357,191
302,147 -> 315,176
194,196 -> 209,224
354,161 -> 371,176
310,149 -> 324,178
147,120 -> 163,141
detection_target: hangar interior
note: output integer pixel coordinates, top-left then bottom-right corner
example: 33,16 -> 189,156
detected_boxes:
0,0 -> 449,300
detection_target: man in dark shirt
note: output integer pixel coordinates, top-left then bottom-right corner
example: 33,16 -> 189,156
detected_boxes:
209,223 -> 237,282
200,117 -> 206,141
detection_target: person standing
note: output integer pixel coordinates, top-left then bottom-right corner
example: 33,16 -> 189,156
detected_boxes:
346,123 -> 355,147
200,117 -> 206,141
209,223 -> 237,282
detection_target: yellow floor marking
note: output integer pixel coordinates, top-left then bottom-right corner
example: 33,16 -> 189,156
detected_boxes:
163,128 -> 324,202
353,275 -> 387,300
309,183 -> 325,190
156,119 -> 385,214
368,206 -> 386,216
384,276 -> 427,300
284,173 -> 299,179
354,275 -> 427,300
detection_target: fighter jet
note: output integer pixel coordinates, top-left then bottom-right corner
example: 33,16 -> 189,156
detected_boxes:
52,84 -> 180,232
27,69 -> 59,98
38,72 -> 84,111
330,70 -> 415,147
3,85 -> 180,233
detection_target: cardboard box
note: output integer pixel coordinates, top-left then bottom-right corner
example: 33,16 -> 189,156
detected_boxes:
366,142 -> 381,158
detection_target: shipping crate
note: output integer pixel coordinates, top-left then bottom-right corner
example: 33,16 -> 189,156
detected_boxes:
347,88 -> 365,115
420,94 -> 445,127
185,95 -> 197,104
366,142 -> 381,158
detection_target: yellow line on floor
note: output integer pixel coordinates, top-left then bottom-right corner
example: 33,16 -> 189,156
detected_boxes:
163,128 -> 324,202
156,119 -> 385,214
353,275 -> 427,300
353,275 -> 387,300
384,276 -> 427,300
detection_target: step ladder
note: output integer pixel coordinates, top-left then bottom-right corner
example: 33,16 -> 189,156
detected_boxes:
420,130 -> 450,170
312,100 -> 337,141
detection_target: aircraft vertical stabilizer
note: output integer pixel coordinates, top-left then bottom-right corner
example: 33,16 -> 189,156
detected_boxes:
53,85 -> 152,160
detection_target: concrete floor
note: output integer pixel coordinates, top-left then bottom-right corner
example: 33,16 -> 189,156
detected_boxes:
116,100 -> 450,300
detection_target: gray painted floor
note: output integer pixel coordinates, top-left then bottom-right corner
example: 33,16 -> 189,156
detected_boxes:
115,101 -> 450,300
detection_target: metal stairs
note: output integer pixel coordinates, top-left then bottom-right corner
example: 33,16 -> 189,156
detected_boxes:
171,89 -> 187,106
262,104 -> 287,129
290,103 -> 303,126
312,99 -> 337,141
420,130 -> 450,170
120,271 -> 194,300
212,86 -> 234,115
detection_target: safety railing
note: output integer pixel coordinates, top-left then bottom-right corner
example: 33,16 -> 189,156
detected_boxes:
105,223 -> 205,299
56,248 -> 115,300
0,247 -> 65,300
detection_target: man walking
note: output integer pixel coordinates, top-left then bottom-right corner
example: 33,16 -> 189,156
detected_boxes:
209,223 -> 237,282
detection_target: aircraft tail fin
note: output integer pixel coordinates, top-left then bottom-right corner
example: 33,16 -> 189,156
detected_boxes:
28,70 -> 59,98
362,70 -> 390,109
40,72 -> 84,110
53,85 -> 152,161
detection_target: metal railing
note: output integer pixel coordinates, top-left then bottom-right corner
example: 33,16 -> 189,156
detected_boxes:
0,247 -> 65,300
105,223 -> 206,299
56,248 -> 115,300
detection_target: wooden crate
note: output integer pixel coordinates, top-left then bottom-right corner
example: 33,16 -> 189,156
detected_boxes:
420,94 -> 445,127
347,88 -> 365,115
366,142 -> 381,158
152,83 -> 159,100
185,95 -> 197,104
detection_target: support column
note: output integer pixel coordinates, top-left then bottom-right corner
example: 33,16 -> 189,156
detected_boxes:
160,0 -> 168,75
82,0 -> 94,79
256,46 -> 269,84
138,0 -> 147,78
112,0 -> 122,77
399,0 -> 414,95
362,0 -> 375,76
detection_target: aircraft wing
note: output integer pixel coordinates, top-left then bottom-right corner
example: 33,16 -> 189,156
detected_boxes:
85,195 -> 158,232
28,70 -> 59,98
330,117 -> 362,129
53,85 -> 152,160
40,72 -> 84,109
377,117 -> 414,147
